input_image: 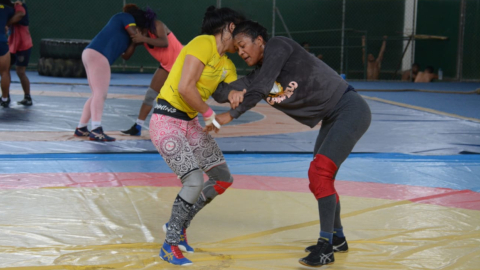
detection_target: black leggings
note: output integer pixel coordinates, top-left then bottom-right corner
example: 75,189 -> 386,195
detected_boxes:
314,90 -> 371,167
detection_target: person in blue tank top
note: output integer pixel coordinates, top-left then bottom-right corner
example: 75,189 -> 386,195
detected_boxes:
74,5 -> 156,141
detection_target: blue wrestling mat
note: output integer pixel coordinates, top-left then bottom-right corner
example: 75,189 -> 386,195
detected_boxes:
1,72 -> 479,155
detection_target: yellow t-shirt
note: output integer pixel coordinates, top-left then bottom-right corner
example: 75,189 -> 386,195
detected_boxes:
158,35 -> 237,118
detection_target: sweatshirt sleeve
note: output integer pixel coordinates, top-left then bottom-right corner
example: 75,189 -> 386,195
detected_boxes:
211,74 -> 252,103
230,38 -> 293,119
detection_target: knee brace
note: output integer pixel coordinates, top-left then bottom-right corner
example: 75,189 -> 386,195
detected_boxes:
182,164 -> 233,229
204,163 -> 233,199
308,154 -> 338,200
178,169 -> 204,204
143,87 -> 158,106
206,163 -> 233,195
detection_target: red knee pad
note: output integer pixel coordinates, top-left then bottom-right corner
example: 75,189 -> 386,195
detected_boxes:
308,154 -> 338,200
213,181 -> 232,195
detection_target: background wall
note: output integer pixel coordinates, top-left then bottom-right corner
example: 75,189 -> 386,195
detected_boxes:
463,0 -> 480,80
414,0 -> 460,79
22,0 -> 480,80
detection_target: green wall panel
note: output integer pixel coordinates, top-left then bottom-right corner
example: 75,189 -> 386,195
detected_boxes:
463,0 -> 480,80
415,0 -> 460,79
20,0 -> 478,80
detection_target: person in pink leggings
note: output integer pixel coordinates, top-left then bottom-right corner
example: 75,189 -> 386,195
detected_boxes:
74,5 -> 155,141
150,6 -> 244,266
120,4 -> 183,136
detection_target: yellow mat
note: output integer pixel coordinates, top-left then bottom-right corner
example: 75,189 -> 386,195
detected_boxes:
1,187 -> 479,269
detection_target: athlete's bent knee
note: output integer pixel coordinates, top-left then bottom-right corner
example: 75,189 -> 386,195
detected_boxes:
179,170 -> 204,204
206,163 -> 233,195
143,87 -> 158,106
308,154 -> 338,200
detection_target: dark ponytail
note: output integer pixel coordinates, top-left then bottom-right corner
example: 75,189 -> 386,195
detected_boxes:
232,20 -> 269,42
201,5 -> 245,35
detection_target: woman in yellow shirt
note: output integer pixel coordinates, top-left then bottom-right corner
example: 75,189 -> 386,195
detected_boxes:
149,6 -> 244,266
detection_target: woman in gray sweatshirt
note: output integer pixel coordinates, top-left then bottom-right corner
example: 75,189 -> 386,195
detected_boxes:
210,21 -> 372,267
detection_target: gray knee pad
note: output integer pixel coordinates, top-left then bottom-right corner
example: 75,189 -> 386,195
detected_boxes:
182,164 -> 233,229
203,163 -> 233,202
205,163 -> 233,183
143,87 -> 158,106
178,169 -> 204,204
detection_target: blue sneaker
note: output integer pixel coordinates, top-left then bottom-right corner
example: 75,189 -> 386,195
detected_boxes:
163,223 -> 194,253
121,123 -> 141,136
159,241 -> 192,266
74,127 -> 90,137
89,127 -> 116,142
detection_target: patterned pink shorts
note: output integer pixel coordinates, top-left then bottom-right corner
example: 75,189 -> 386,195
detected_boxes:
149,114 -> 226,178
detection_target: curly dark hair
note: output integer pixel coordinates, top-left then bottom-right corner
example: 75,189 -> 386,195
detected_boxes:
123,3 -> 157,33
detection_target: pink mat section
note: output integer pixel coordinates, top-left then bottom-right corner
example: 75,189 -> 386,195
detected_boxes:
1,172 -> 479,210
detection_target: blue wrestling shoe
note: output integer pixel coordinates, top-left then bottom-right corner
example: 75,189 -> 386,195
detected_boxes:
121,123 -> 141,136
163,223 -> 194,253
160,241 -> 193,266
74,126 -> 90,137
89,127 -> 116,142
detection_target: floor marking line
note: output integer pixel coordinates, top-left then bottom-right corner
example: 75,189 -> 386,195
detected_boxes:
217,200 -> 412,244
362,95 -> 480,123
410,189 -> 471,202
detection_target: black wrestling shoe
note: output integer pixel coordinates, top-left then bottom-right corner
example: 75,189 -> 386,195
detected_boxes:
89,127 -> 116,142
74,126 -> 90,137
305,235 -> 349,253
0,96 -> 11,108
121,123 -> 141,136
17,97 -> 33,106
299,238 -> 334,267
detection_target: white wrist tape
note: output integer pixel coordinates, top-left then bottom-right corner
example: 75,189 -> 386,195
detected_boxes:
212,119 -> 221,129
204,111 -> 216,126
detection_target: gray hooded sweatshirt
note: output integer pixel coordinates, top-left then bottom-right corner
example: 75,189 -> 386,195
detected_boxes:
213,36 -> 349,128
